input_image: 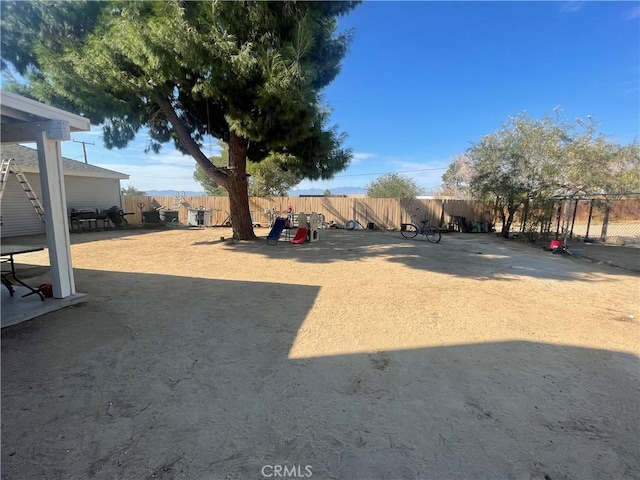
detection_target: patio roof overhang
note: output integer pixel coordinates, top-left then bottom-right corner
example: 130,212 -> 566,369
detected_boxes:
1,90 -> 90,303
1,90 -> 90,142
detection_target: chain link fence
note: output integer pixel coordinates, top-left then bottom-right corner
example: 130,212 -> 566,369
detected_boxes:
511,194 -> 640,245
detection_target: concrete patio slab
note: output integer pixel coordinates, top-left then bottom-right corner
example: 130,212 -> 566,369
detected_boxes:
1,286 -> 87,328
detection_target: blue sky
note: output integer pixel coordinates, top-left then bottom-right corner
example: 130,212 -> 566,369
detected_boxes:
50,1 -> 640,193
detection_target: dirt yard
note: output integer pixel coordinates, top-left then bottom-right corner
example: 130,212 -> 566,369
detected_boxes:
2,227 -> 639,480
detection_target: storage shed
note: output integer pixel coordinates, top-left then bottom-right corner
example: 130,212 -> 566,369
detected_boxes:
1,144 -> 128,238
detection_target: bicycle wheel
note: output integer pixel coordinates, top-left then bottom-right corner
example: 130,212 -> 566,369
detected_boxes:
400,223 -> 418,238
425,226 -> 441,243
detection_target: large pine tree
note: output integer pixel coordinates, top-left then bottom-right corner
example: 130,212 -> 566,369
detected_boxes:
1,0 -> 358,239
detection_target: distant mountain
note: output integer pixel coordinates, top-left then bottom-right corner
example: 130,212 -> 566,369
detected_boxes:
288,186 -> 366,196
146,190 -> 206,196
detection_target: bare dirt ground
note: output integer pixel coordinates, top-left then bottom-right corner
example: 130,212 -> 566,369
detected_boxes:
2,227 -> 639,480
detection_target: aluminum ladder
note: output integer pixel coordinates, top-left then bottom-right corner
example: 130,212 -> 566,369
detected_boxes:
173,191 -> 184,210
0,158 -> 45,223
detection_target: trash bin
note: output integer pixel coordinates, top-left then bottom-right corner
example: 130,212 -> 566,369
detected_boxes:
188,208 -> 213,227
142,210 -> 161,223
159,209 -> 179,223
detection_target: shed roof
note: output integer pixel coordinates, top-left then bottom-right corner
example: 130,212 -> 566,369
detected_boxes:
1,144 -> 129,180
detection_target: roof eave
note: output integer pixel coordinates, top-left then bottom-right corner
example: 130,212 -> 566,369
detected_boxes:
1,90 -> 90,132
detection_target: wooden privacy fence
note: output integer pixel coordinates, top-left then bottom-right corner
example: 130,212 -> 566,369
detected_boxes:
123,196 -> 495,230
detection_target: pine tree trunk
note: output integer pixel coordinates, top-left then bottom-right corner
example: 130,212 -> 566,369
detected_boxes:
154,92 -> 256,240
228,131 -> 257,240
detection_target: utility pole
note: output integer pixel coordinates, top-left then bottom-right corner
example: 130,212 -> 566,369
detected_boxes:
73,139 -> 94,164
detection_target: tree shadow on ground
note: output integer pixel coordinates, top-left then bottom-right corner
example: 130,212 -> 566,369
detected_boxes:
2,268 -> 638,479
200,229 -> 636,282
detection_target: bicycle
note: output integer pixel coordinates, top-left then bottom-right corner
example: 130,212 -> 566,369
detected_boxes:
400,212 -> 441,243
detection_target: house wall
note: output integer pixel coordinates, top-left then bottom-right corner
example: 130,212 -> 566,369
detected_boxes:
63,176 -> 123,211
1,172 -> 45,237
1,173 -> 122,238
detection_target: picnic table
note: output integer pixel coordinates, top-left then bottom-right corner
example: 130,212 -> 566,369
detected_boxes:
68,207 -> 133,232
69,209 -> 108,233
1,245 -> 45,301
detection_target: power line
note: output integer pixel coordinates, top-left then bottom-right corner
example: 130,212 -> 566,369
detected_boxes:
333,167 -> 448,178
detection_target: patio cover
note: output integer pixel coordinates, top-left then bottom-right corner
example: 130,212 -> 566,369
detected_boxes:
1,90 -> 91,298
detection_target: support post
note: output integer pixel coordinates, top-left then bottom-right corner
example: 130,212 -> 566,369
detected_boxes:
585,199 -> 594,240
569,198 -> 579,239
35,132 -> 76,298
554,202 -> 562,240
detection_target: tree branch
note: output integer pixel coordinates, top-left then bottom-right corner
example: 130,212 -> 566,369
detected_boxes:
154,91 -> 228,187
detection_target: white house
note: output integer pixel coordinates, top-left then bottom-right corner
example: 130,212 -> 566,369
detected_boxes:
1,144 -> 128,238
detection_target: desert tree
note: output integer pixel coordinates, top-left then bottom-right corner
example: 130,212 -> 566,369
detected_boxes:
121,185 -> 147,196
562,119 -> 640,239
434,154 -> 476,199
366,173 -> 424,199
193,141 -> 229,196
466,110 -> 638,238
246,153 -> 303,197
194,142 -> 303,196
468,112 -> 569,237
562,118 -> 640,195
